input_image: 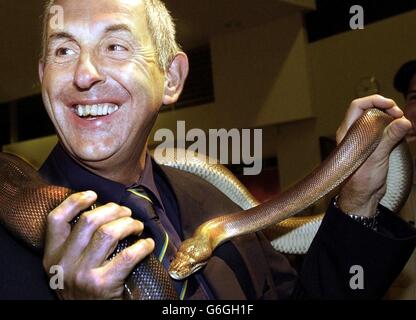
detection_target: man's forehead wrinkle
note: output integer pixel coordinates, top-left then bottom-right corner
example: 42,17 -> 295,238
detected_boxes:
104,24 -> 133,34
406,90 -> 416,99
48,31 -> 75,42
58,0 -> 146,18
119,0 -> 147,9
116,0 -> 152,42
48,17 -> 141,46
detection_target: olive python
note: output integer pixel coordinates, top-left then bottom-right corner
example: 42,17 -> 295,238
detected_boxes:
0,108 -> 412,296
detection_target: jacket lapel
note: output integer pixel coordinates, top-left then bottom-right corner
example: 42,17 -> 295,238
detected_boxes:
159,165 -> 248,299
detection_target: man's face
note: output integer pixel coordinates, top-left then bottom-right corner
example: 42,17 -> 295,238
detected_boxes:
40,0 -> 165,163
405,74 -> 416,138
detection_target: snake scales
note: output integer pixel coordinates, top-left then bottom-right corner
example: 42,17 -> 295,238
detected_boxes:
0,108 -> 412,296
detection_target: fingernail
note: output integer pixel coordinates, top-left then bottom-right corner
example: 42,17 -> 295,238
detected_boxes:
145,238 -> 155,247
84,191 -> 96,199
121,206 -> 132,215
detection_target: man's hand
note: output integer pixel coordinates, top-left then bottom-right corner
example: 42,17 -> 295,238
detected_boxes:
336,95 -> 412,217
42,191 -> 155,300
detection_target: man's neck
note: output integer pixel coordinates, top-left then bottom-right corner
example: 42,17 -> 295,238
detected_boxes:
66,144 -> 148,186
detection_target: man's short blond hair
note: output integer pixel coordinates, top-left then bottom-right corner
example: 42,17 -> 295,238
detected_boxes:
41,0 -> 180,72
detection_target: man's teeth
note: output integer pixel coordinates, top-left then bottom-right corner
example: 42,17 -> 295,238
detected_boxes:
75,104 -> 119,117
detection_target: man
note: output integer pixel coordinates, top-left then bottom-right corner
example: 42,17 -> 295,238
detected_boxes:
394,60 -> 416,136
394,60 -> 416,226
0,0 -> 415,300
389,60 -> 416,298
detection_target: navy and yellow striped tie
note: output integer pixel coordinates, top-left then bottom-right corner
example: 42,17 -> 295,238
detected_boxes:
127,187 -> 188,300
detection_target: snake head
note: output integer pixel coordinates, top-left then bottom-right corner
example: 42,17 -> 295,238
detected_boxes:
169,234 -> 213,280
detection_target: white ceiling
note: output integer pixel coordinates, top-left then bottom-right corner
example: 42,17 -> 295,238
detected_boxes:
0,0 -> 314,103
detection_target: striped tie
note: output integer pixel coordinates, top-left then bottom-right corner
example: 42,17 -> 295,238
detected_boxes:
127,187 -> 188,300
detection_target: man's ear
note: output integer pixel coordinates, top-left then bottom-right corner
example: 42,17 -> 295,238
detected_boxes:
38,60 -> 45,84
162,52 -> 189,105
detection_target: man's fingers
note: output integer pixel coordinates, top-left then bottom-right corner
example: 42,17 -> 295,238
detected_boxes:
386,105 -> 405,118
59,203 -> 132,266
45,191 -> 97,256
80,217 -> 144,269
347,95 -> 398,126
100,239 -> 155,282
337,95 -> 402,143
374,117 -> 412,159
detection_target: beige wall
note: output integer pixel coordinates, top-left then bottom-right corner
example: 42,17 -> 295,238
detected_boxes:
309,10 -> 416,138
151,12 -> 314,137
280,0 -> 316,10
277,9 -> 416,189
0,1 -> 43,103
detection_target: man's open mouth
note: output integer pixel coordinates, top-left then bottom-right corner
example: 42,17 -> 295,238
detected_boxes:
73,103 -> 120,118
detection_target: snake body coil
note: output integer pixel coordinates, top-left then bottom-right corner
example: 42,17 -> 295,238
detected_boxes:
0,153 -> 178,300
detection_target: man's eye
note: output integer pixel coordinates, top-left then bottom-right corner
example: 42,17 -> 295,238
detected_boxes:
407,94 -> 416,102
55,47 -> 76,56
108,44 -> 127,52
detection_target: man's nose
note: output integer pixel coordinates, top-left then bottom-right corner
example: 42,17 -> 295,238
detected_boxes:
74,54 -> 105,90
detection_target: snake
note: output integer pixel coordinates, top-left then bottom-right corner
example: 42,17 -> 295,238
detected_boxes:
0,108 -> 412,296
0,152 -> 178,300
164,108 -> 413,280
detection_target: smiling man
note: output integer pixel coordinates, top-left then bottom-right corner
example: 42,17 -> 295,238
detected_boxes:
40,0 -> 186,185
0,0 -> 415,300
394,60 -> 416,224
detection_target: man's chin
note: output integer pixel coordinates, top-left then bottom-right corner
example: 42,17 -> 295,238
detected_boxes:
65,144 -> 118,164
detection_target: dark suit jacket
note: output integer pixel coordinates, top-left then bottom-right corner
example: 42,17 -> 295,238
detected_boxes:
0,151 -> 415,299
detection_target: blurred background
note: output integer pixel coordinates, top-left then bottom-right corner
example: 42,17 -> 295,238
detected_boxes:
0,0 -> 415,299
